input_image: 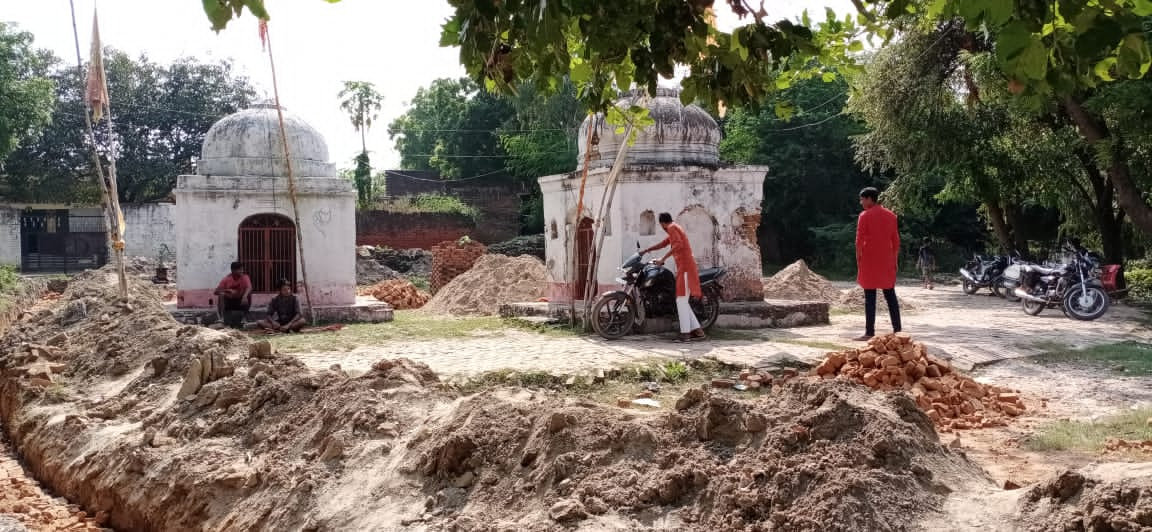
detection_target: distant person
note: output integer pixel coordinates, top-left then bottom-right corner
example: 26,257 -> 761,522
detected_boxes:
917,237 -> 936,290
855,187 -> 902,341
641,212 -> 706,343
214,261 -> 251,329
259,278 -> 306,333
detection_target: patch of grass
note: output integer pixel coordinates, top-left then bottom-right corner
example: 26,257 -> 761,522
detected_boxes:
379,194 -> 479,220
1025,407 -> 1152,452
706,328 -> 760,341
269,311 -> 509,352
1030,342 -> 1152,376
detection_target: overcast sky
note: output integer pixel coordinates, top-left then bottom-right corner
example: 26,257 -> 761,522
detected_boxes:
5,0 -> 851,171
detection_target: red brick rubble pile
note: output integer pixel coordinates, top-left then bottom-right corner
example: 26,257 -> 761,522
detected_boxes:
813,333 -> 1026,430
363,279 -> 430,309
430,239 -> 487,294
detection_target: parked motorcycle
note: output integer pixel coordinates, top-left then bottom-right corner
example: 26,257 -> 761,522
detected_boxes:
959,254 -> 1009,296
1001,242 -> 1109,321
590,246 -> 725,340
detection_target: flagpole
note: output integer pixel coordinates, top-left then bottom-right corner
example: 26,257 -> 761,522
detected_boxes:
68,0 -> 127,299
69,2 -> 128,298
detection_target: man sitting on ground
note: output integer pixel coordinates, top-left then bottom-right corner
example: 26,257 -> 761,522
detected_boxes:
214,261 -> 251,329
259,279 -> 307,333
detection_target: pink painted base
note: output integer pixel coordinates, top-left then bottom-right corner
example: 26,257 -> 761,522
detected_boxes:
177,285 -> 355,309
545,282 -> 619,303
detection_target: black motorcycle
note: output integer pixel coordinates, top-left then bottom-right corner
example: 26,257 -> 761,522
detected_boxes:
1002,242 -> 1109,321
590,248 -> 725,340
959,254 -> 1009,296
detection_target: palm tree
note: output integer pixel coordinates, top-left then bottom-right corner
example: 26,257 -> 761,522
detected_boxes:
338,81 -> 383,206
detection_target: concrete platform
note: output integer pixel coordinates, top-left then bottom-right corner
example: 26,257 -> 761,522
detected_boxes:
166,295 -> 393,326
499,298 -> 829,332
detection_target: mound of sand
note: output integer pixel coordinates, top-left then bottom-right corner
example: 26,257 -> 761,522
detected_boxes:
424,254 -> 547,316
405,380 -> 985,531
1014,468 -> 1152,531
763,260 -> 842,303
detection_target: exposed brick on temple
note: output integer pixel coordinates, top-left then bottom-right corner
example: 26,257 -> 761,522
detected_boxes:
356,212 -> 476,250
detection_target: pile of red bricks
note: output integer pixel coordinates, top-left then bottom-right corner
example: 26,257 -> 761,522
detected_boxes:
814,333 -> 1026,431
1,436 -> 108,531
430,240 -> 487,294
365,279 -> 429,309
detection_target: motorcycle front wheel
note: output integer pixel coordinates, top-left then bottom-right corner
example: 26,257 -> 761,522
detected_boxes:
590,292 -> 636,339
692,286 -> 722,330
962,280 -> 979,295
1063,285 -> 1109,321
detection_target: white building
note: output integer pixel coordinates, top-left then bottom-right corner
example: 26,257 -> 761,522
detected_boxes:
173,102 -> 356,310
538,89 -> 768,304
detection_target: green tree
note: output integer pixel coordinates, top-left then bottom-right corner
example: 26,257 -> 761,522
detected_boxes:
387,77 -> 514,179
2,49 -> 255,203
0,23 -> 55,170
338,80 -> 383,207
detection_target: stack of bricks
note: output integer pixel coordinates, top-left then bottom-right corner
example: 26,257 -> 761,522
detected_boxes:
813,333 -> 1026,431
430,240 -> 487,294
1,436 -> 109,531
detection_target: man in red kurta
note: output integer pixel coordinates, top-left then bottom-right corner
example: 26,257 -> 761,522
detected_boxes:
855,187 -> 902,340
642,212 -> 705,342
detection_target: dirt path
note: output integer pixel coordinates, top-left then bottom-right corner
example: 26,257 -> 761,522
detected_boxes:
289,283 -> 1150,378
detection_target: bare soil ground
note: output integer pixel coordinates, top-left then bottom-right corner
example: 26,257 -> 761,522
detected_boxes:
0,269 -> 1150,531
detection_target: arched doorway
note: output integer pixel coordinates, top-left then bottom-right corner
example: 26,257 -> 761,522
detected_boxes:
573,217 -> 595,300
238,213 -> 297,293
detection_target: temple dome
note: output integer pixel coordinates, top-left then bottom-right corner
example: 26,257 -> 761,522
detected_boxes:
576,88 -> 720,171
197,101 -> 336,178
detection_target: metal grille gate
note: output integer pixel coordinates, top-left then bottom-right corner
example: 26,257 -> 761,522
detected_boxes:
19,210 -> 108,273
238,214 -> 297,293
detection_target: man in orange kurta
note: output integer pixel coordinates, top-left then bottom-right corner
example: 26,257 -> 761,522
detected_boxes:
855,187 -> 902,340
642,212 -> 705,342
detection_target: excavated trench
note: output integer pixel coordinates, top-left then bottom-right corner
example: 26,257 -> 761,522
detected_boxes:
0,279 -> 113,530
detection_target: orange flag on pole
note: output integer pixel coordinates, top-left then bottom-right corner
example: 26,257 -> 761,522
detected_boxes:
85,10 -> 108,122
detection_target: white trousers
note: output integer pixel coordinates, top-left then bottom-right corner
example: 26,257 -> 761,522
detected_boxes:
675,273 -> 701,334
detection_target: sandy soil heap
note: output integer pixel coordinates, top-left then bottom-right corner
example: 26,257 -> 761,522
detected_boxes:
424,254 -> 547,316
362,279 -> 430,309
1014,468 -> 1152,531
814,334 -> 1025,431
762,260 -> 842,303
404,380 -> 984,531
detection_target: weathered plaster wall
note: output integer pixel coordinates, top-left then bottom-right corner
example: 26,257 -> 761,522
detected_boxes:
539,165 -> 767,303
173,175 -> 356,309
122,203 -> 176,259
0,207 -> 19,267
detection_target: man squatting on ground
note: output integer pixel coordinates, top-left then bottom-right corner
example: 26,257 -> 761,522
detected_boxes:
641,212 -> 708,343
855,187 -> 902,341
214,261 -> 251,329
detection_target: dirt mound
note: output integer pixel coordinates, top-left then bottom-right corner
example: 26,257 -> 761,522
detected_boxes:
424,254 -> 547,316
355,254 -> 402,286
404,380 -> 983,531
362,279 -> 429,309
1014,469 -> 1152,531
0,265 -> 453,531
814,334 -> 1025,431
838,286 -> 919,312
763,260 -> 843,302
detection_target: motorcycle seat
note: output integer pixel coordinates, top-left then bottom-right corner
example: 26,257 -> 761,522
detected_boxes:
699,267 -> 725,283
1025,265 -> 1062,276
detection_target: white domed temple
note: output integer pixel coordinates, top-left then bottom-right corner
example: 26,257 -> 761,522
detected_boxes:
538,88 -> 770,305
173,102 -> 360,314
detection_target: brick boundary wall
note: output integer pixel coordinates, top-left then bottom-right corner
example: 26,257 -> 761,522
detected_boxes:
356,212 -> 476,250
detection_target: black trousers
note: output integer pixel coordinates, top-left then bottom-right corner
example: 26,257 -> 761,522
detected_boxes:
864,288 -> 902,336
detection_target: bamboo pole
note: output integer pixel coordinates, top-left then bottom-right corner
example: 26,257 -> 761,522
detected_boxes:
568,118 -> 596,326
263,24 -> 317,325
68,0 -> 127,299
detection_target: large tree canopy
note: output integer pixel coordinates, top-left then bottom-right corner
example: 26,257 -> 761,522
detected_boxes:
0,22 -> 55,169
1,50 -> 256,203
